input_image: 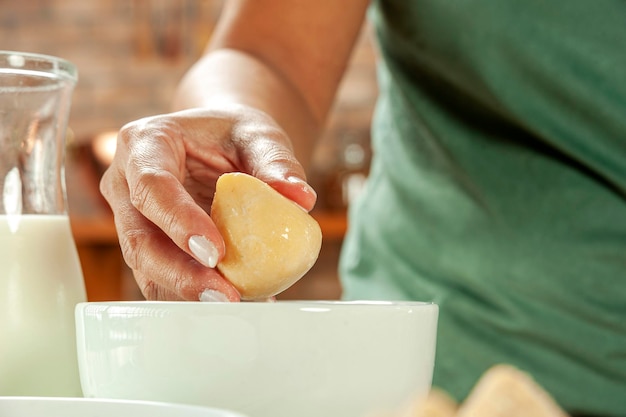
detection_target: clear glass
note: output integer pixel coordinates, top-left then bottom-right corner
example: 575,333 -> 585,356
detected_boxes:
0,51 -> 87,396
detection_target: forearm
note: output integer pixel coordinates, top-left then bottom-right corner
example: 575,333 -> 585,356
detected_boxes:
172,0 -> 369,170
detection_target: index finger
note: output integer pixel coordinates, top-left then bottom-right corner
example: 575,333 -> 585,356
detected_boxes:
113,117 -> 226,269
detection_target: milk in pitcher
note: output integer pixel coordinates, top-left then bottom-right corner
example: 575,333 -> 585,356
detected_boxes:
0,214 -> 86,396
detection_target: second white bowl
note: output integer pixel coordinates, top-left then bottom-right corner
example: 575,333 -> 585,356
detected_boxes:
0,397 -> 246,417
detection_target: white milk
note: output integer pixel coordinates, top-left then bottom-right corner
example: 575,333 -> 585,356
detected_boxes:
0,214 -> 87,396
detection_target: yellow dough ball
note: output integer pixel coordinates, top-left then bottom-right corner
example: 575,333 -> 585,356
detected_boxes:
210,172 -> 323,300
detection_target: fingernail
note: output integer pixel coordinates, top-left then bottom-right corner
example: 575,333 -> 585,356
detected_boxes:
189,235 -> 218,268
199,289 -> 230,302
287,176 -> 317,199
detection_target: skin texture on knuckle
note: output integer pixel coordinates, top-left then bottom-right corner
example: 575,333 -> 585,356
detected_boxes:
138,277 -> 161,300
127,237 -> 191,301
123,116 -> 187,174
138,276 -> 183,301
128,169 -> 174,212
138,258 -> 207,301
168,267 -> 197,300
117,228 -> 153,273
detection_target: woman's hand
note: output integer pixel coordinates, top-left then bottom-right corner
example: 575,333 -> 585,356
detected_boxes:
99,104 -> 317,301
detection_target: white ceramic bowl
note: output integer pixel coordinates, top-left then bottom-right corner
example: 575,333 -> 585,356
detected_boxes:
75,301 -> 438,417
0,396 -> 246,417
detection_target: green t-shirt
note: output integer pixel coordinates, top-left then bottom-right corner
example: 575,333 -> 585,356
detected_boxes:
339,0 -> 626,414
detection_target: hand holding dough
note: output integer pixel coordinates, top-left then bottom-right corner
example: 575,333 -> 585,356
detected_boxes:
210,173 -> 323,300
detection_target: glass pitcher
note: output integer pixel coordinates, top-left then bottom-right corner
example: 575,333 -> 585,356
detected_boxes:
0,51 -> 87,396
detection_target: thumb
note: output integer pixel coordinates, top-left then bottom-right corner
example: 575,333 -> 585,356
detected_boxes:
241,138 -> 317,212
268,175 -> 318,212
252,155 -> 318,212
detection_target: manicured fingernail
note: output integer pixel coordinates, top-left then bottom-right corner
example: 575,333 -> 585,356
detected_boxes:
287,176 -> 317,199
199,289 -> 230,302
188,235 -> 218,268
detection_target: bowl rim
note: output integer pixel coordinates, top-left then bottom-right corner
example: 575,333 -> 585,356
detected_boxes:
76,300 -> 437,309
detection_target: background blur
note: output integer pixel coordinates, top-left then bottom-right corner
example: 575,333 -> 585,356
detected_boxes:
0,0 -> 378,301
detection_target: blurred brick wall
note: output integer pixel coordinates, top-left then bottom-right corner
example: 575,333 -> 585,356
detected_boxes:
0,0 -> 224,143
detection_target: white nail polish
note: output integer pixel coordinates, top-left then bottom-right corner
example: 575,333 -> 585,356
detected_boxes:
188,235 -> 218,268
287,176 -> 317,198
199,289 -> 230,302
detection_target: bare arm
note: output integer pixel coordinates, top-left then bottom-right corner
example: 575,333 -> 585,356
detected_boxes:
174,0 -> 370,164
